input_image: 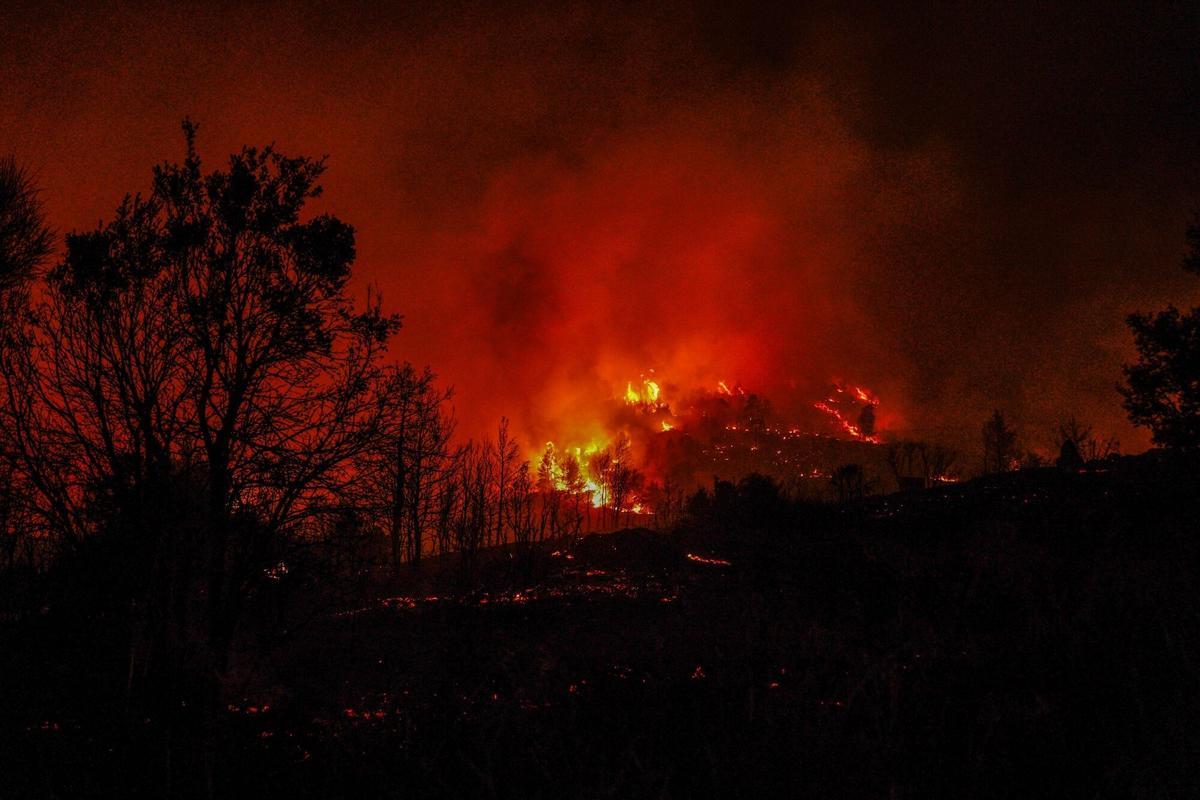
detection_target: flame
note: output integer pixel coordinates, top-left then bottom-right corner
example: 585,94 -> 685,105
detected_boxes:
539,442 -> 611,508
686,553 -> 732,567
533,372 -> 887,526
624,377 -> 663,407
814,381 -> 882,443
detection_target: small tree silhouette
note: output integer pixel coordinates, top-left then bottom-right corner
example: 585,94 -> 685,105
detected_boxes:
1121,217 -> 1200,449
830,463 -> 867,502
857,403 -> 876,439
982,410 -> 1018,473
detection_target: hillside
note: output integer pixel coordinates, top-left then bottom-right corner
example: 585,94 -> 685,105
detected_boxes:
4,452 -> 1199,798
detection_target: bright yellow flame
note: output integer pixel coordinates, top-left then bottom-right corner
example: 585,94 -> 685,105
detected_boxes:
584,479 -> 605,507
625,377 -> 662,407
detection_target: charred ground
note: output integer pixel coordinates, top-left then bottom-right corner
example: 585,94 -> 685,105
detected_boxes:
3,451 -> 1198,798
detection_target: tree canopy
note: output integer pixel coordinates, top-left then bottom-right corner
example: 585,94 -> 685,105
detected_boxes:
0,157 -> 53,296
1121,218 -> 1200,449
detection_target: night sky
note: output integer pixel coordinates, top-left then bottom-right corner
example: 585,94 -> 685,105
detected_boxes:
2,0 -> 1197,453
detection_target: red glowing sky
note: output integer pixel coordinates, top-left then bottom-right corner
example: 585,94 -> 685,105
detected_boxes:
2,1 -> 1197,455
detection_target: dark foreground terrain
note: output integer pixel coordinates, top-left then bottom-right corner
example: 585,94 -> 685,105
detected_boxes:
3,453 -> 1200,798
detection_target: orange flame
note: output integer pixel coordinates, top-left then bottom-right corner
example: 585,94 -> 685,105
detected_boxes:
534,372 -> 886,523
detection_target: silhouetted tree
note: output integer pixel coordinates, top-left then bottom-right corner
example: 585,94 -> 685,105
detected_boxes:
536,442 -> 565,540
1056,438 -> 1084,470
0,123 -> 401,732
1122,310 -> 1200,449
924,442 -> 959,483
0,158 -> 52,576
453,441 -> 494,584
560,451 -> 586,537
492,418 -> 518,546
982,411 -> 1018,473
830,463 -> 867,502
509,461 -> 538,571
858,403 -> 876,439
1053,416 -> 1117,467
0,157 -> 52,297
356,364 -> 454,575
885,441 -> 923,490
886,440 -> 960,490
1119,218 -> 1200,448
740,393 -> 773,434
608,433 -> 643,527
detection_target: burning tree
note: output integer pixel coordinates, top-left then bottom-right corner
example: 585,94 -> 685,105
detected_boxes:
531,373 -> 899,518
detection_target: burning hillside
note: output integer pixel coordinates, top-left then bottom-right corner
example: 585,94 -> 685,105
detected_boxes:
531,372 -> 890,523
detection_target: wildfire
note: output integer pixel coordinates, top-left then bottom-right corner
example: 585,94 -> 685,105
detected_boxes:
556,444 -> 608,508
532,372 -> 888,526
814,382 -> 882,443
624,377 -> 663,408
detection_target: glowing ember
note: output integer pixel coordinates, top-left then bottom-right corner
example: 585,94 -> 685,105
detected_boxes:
686,553 -> 732,567
814,382 -> 882,443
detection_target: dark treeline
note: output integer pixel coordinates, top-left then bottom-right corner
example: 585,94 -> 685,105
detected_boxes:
0,129 -> 555,781
0,128 -> 695,784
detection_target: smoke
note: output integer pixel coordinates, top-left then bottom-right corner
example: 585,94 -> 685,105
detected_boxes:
2,0 -> 1196,457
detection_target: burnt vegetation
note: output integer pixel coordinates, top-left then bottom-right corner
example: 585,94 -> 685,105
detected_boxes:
2,132 -> 1200,798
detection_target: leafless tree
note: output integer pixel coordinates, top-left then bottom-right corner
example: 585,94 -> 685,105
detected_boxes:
886,440 -> 960,489
355,364 -> 455,575
1054,416 -> 1119,465
0,158 -> 53,578
453,441 -> 494,585
560,451 -> 585,539
608,434 -> 644,529
492,418 -> 518,547
509,461 -> 538,567
0,157 -> 53,297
